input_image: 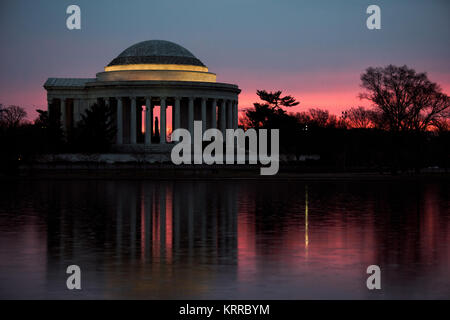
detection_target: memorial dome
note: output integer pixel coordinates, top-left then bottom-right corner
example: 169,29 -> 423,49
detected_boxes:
100,40 -> 215,82
107,40 -> 206,67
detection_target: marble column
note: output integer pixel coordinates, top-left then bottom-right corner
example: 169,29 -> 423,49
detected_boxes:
73,99 -> 80,125
60,98 -> 66,131
188,97 -> 194,137
130,97 -> 137,144
160,97 -> 166,144
220,100 -> 226,134
227,100 -> 232,129
234,100 -> 239,129
116,97 -> 123,145
231,100 -> 235,129
145,97 -> 152,145
211,98 -> 217,129
201,97 -> 207,132
78,99 -> 85,120
174,97 -> 181,132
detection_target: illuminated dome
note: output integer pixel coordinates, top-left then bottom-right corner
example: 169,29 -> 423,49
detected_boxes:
107,40 -> 205,67
99,40 -> 216,82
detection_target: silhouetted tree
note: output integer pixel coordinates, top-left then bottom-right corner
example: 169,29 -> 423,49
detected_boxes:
0,105 -> 27,128
360,65 -> 450,173
0,105 -> 30,172
33,108 -> 64,151
69,101 -> 116,152
342,106 -> 381,129
242,90 -> 300,129
0,104 -> 3,123
241,90 -> 302,154
256,90 -> 299,110
295,108 -> 345,129
360,65 -> 449,132
432,114 -> 450,132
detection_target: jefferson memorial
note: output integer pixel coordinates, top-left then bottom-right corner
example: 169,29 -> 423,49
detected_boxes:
44,40 -> 240,150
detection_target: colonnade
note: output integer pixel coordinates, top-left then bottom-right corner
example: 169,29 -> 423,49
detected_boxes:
53,96 -> 239,145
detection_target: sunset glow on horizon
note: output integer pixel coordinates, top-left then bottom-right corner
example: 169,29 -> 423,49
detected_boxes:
0,0 -> 448,122
3,69 -> 449,123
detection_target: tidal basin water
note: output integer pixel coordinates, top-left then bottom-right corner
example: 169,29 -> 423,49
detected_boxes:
0,179 -> 449,299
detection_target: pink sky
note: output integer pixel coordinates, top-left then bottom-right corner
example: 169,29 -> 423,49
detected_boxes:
2,67 -> 449,123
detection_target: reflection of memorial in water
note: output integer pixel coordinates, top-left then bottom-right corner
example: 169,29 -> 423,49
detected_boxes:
109,181 -> 239,297
34,179 -> 449,299
42,181 -> 239,298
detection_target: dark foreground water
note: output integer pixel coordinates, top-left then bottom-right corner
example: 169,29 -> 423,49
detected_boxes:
0,179 -> 449,299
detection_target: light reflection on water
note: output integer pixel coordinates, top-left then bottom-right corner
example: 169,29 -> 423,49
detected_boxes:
0,179 -> 449,299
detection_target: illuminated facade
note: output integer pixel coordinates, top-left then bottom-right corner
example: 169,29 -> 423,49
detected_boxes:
44,40 -> 240,149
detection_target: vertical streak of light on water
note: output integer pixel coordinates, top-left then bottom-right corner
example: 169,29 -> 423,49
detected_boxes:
305,185 -> 309,257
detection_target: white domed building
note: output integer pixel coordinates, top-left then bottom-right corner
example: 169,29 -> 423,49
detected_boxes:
44,40 -> 240,150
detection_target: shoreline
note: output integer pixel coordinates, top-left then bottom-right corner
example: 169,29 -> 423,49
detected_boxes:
1,164 -> 448,181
